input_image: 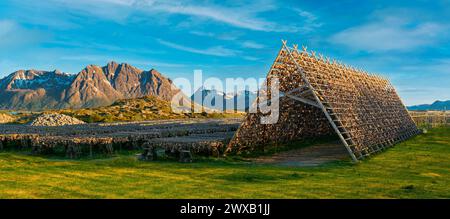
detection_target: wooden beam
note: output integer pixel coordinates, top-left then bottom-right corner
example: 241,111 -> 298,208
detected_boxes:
284,94 -> 321,108
282,40 -> 360,163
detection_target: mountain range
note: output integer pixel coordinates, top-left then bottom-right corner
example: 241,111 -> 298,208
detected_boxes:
4,62 -> 445,112
191,88 -> 257,112
407,100 -> 450,111
0,62 -> 179,110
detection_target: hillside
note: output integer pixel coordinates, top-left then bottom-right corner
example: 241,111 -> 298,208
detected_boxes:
408,100 -> 450,111
0,112 -> 16,124
59,96 -> 244,123
0,62 -> 179,110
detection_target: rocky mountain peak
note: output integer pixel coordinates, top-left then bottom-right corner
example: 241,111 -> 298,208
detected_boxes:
0,62 -> 181,110
107,61 -> 119,67
1,69 -> 74,91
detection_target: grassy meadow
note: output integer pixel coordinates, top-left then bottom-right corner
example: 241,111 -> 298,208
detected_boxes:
0,126 -> 449,199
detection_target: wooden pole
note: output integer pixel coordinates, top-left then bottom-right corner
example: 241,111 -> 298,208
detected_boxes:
281,40 -> 359,163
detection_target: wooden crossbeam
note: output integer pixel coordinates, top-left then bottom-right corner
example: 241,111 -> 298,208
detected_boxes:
282,40 -> 359,163
284,94 -> 321,108
226,39 -> 419,163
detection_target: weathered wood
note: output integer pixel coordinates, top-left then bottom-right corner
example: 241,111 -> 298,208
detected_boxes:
226,40 -> 420,161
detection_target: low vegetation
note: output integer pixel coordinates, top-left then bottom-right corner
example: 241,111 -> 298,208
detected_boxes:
0,126 -> 448,198
1,96 -> 244,124
0,112 -> 16,124
59,96 -> 243,123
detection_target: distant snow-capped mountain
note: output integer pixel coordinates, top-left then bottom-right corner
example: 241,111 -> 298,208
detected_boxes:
0,69 -> 74,90
191,88 -> 257,112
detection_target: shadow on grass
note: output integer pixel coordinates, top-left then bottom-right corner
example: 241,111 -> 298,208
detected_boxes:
215,170 -> 305,183
54,137 -> 340,166
234,135 -> 340,158
0,135 -> 352,170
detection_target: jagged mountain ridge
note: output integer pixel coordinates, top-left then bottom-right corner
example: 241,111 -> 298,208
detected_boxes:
0,61 -> 179,110
191,88 -> 257,112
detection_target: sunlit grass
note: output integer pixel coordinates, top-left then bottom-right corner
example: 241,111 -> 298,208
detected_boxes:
0,127 -> 449,199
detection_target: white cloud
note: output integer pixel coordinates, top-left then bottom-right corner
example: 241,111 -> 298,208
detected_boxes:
47,0 -> 318,33
56,0 -> 135,6
241,41 -> 265,49
296,9 -> 317,22
190,31 -> 241,41
48,0 -> 277,31
242,56 -> 260,61
53,0 -> 135,6
330,13 -> 449,52
293,8 -> 323,32
189,31 -> 215,38
157,39 -> 239,57
148,2 -> 276,31
146,2 -> 321,32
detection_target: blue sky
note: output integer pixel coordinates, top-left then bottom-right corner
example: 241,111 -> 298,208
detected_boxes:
0,0 -> 449,105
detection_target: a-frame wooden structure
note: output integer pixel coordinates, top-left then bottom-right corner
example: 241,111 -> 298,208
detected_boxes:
226,40 -> 420,162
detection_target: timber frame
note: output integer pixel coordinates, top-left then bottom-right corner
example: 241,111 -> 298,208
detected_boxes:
226,40 -> 420,162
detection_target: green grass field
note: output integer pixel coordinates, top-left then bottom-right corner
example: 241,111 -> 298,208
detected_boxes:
0,127 -> 449,199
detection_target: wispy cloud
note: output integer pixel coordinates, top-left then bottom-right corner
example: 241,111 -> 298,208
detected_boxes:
241,41 -> 265,49
149,2 -> 321,33
330,11 -> 449,52
0,19 -> 48,48
45,0 -> 318,33
147,1 -> 278,32
190,31 -> 241,41
157,39 -> 239,57
242,56 -> 260,61
149,2 -> 322,33
293,8 -> 323,32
